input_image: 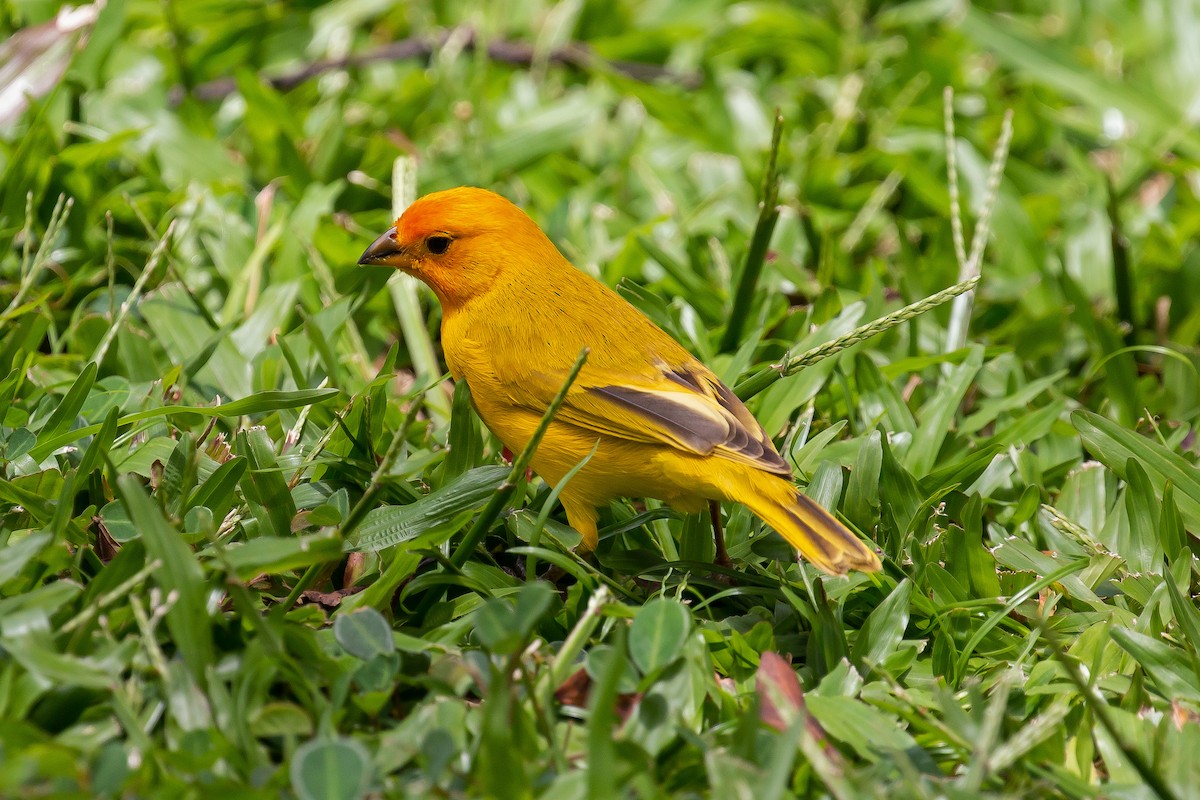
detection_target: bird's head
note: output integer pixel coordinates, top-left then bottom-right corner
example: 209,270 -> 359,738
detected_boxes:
358,187 -> 560,309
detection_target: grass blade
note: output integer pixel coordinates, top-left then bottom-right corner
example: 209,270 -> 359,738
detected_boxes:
116,474 -> 213,679
720,110 -> 783,353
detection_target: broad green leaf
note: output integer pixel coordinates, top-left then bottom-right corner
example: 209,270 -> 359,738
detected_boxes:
991,536 -> 1098,602
1074,410 -> 1200,530
160,433 -> 198,518
789,420 -> 847,475
113,436 -> 175,479
805,694 -> 918,755
185,456 -> 247,520
629,597 -> 691,677
334,608 -> 396,660
0,633 -> 118,690
29,388 -> 340,462
141,287 -> 250,398
220,531 -> 343,581
586,625 -> 627,800
945,495 -> 1002,598
877,431 -> 924,537
793,577 -> 848,674
291,738 -> 373,800
238,427 -> 296,537
1121,458 -> 1162,573
475,583 -> 555,655
349,465 -> 508,552
990,400 -> 1066,450
0,476 -> 54,522
905,345 -> 983,476
117,475 -> 213,677
251,703 -> 314,739
844,430 -> 882,532
1109,627 -> 1200,704
850,579 -> 911,674
1,427 -> 35,462
0,366 -> 22,420
806,460 -> 845,521
1158,484 -> 1186,561
36,360 -> 97,443
1165,560 -> 1200,660
346,551 -> 422,613
441,379 -> 483,483
183,506 -> 213,535
959,370 -> 1067,436
926,563 -> 968,606
854,354 -> 916,434
0,532 -> 51,587
98,499 -> 137,542
585,643 -> 639,696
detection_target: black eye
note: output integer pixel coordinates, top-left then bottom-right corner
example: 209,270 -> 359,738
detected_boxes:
426,235 -> 451,255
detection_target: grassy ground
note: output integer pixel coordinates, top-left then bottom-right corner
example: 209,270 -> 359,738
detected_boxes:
3,0 -> 1200,797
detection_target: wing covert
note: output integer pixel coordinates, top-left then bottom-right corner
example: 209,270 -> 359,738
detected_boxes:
541,361 -> 792,477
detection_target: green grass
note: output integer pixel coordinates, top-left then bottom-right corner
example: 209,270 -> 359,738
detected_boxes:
3,1 -> 1200,797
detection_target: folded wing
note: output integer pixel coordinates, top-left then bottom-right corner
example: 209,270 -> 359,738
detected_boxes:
526,360 -> 791,477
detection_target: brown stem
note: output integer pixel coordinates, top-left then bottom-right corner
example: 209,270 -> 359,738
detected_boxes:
710,500 -> 732,569
175,28 -> 700,104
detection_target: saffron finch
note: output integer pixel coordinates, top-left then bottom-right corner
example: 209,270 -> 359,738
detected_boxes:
359,187 -> 880,574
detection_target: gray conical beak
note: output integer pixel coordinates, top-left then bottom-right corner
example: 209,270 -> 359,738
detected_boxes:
358,226 -> 403,265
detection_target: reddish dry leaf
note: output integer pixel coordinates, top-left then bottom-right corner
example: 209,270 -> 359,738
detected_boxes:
614,693 -> 640,724
555,666 -> 592,707
1173,700 -> 1199,730
755,652 -> 842,767
343,552 -> 367,587
554,665 -> 640,722
93,517 -> 121,563
756,651 -> 803,732
299,587 -> 363,610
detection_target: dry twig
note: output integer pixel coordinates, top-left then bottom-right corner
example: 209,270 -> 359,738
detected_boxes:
176,28 -> 700,104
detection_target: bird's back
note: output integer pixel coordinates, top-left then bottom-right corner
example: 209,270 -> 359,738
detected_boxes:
444,250 -> 696,387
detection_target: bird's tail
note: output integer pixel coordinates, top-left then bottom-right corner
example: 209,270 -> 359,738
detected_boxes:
738,473 -> 881,575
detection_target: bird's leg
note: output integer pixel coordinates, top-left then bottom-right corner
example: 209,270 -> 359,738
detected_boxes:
539,501 -> 599,584
564,501 -> 599,554
709,500 -> 732,568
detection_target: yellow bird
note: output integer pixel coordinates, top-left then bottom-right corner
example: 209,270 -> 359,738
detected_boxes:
359,187 -> 880,574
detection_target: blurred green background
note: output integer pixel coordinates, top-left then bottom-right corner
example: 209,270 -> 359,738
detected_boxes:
6,0 -> 1199,406
2,1 -> 1200,797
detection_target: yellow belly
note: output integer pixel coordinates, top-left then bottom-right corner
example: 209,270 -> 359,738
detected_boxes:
474,395 -> 713,513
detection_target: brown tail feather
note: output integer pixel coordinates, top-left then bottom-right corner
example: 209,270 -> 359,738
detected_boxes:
739,475 -> 880,574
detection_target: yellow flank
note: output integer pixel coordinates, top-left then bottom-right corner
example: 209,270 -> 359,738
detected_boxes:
358,186 -> 881,575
